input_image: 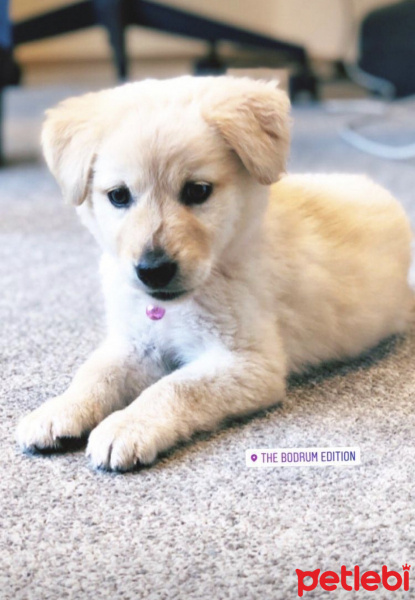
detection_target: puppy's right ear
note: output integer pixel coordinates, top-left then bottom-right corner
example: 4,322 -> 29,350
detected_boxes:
41,91 -> 108,205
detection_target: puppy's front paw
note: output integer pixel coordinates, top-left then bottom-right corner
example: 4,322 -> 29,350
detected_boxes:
16,395 -> 91,453
86,410 -> 165,471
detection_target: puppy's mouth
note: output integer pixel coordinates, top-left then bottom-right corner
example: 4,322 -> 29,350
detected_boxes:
148,290 -> 187,301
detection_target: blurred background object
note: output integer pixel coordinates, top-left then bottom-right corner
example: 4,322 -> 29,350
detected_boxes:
3,0 -> 325,164
10,0 -> 313,86
0,0 -> 20,164
359,0 -> 415,98
1,0 -> 415,164
339,0 -> 415,159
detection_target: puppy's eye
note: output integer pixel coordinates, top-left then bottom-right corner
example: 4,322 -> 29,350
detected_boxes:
107,186 -> 132,208
180,181 -> 213,206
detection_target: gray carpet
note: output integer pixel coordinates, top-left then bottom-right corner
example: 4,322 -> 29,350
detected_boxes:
1,85 -> 415,600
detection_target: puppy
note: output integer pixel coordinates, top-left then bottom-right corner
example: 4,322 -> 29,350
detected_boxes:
16,76 -> 413,471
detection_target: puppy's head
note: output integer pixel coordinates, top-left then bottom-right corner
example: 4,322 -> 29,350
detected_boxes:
42,76 -> 290,301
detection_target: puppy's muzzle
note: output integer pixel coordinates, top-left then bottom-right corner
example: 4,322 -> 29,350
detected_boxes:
136,248 -> 178,290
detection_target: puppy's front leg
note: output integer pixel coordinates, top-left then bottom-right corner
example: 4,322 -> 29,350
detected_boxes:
16,340 -> 164,453
87,348 -> 286,471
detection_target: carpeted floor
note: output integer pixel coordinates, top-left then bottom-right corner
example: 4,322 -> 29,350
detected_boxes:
1,85 -> 415,600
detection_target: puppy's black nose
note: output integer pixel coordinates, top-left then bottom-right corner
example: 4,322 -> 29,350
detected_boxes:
136,249 -> 178,289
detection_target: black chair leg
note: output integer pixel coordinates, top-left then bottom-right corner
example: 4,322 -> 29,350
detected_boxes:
194,42 -> 225,75
289,69 -> 319,102
0,89 -> 4,166
14,0 -> 128,81
0,44 -> 21,166
93,0 -> 128,80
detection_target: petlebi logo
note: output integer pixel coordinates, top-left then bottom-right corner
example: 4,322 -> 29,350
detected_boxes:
296,564 -> 410,597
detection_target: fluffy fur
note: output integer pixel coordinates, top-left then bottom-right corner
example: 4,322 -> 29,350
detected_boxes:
16,76 -> 413,471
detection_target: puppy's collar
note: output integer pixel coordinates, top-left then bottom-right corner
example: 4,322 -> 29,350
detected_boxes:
146,304 -> 166,320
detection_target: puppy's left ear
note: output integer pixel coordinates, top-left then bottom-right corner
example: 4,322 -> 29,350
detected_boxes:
203,78 -> 290,185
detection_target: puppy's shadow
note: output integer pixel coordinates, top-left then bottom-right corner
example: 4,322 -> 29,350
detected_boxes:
287,333 -> 401,389
24,435 -> 89,457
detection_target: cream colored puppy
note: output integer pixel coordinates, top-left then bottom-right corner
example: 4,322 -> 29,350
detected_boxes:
16,76 -> 413,471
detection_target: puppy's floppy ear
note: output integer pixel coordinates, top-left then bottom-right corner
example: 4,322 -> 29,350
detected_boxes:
41,90 -> 110,205
203,78 -> 290,185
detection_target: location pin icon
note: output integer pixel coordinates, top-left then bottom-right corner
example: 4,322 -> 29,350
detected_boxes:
251,454 -> 258,462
